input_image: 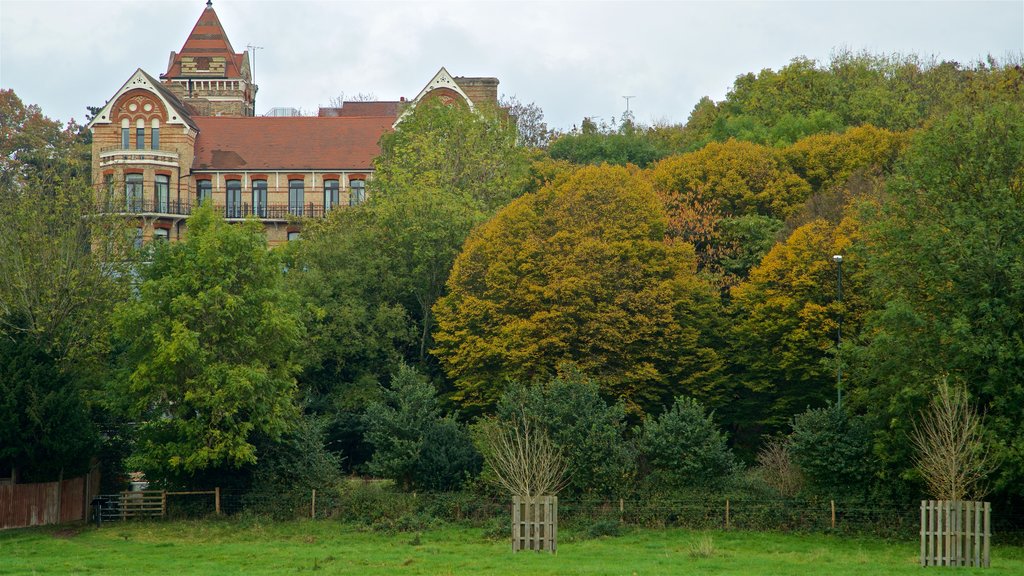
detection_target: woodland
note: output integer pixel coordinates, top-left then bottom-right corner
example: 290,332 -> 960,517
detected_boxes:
1,52 -> 1022,521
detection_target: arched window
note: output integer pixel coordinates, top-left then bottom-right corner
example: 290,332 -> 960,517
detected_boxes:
151,118 -> 160,150
287,231 -> 301,242
349,179 -> 365,206
136,119 -> 145,150
121,119 -> 130,149
153,228 -> 169,242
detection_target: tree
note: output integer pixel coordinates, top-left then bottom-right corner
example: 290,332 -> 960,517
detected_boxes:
789,404 -> 874,497
500,94 -> 552,148
852,97 -> 1024,496
911,377 -> 994,501
363,364 -> 479,490
111,206 -> 302,482
433,164 -> 723,416
0,332 -> 97,482
638,396 -> 738,490
727,218 -> 868,440
495,370 -> 635,497
473,406 -> 568,499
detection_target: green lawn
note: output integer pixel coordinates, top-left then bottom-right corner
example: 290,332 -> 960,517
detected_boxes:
1,520 -> 1022,575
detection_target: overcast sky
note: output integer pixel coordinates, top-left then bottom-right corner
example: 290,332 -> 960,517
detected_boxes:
2,0 -> 1022,131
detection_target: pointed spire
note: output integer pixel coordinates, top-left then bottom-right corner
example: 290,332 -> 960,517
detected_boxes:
164,1 -> 245,79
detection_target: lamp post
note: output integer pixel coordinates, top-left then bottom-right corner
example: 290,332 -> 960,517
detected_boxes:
833,254 -> 843,409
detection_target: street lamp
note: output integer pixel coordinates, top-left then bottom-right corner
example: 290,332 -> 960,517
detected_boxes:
833,254 -> 843,409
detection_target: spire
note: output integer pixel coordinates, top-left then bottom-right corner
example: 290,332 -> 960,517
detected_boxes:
163,1 -> 246,79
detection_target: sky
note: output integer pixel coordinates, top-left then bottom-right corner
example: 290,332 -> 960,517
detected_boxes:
1,0 -> 1022,131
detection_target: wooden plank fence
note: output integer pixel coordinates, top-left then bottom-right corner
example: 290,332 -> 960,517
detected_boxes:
512,495 -> 557,553
920,500 -> 990,567
0,468 -> 100,530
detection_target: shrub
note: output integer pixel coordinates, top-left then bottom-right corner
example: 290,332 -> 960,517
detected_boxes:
638,396 -> 738,489
789,403 -> 874,497
756,436 -> 804,497
363,364 -> 480,491
495,371 -> 636,497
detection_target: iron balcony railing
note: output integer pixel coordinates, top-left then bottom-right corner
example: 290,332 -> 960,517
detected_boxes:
96,200 -> 329,220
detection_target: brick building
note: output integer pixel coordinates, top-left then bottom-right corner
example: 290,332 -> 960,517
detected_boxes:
87,1 -> 499,246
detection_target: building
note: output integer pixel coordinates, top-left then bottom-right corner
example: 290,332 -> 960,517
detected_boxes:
87,1 -> 499,246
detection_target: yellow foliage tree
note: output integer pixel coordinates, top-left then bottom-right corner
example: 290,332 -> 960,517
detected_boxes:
433,165 -> 723,416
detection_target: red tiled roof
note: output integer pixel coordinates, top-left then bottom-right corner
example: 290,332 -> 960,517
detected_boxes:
192,117 -> 396,171
164,5 -> 245,79
318,102 -> 403,118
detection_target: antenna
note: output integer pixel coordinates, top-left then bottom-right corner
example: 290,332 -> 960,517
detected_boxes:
622,95 -> 636,113
246,44 -> 264,84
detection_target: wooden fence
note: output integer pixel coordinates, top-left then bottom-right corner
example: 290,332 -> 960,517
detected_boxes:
512,495 -> 557,553
920,500 -> 991,567
0,468 -> 101,530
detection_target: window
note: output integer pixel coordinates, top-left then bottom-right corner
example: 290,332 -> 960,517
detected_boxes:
103,174 -> 114,204
151,119 -> 160,150
287,231 -> 301,242
153,228 -> 169,242
252,179 -> 267,218
349,179 -> 365,206
197,180 -> 212,205
288,179 -> 305,215
133,227 -> 144,249
121,119 -> 130,149
226,179 -> 242,218
136,119 -> 145,150
324,179 -> 339,211
155,174 -> 169,213
125,173 -> 143,211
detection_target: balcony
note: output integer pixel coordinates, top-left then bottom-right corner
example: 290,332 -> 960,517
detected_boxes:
217,202 -> 326,220
99,147 -> 180,166
95,199 -> 328,220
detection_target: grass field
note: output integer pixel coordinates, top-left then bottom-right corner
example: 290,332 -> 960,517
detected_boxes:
2,520 -> 1023,575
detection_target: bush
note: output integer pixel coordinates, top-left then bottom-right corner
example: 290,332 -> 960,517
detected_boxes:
495,371 -> 636,497
243,416 -> 343,519
789,404 -> 874,497
363,364 -> 480,491
638,396 -> 738,490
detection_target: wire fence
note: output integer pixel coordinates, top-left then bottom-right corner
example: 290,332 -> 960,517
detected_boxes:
113,486 -> 1024,543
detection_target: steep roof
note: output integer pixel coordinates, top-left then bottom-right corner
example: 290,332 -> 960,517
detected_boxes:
164,1 -> 246,79
192,116 -> 395,171
86,68 -> 197,131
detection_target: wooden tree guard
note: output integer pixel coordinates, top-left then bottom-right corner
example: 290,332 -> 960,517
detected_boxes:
920,500 -> 990,568
512,495 -> 557,553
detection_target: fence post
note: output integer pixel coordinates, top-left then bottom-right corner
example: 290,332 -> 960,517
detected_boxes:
830,500 -> 836,529
983,501 -> 990,568
311,489 -> 317,519
725,499 -> 730,530
215,487 -> 221,515
619,498 -> 624,523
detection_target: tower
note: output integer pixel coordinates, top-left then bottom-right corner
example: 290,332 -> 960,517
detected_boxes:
160,1 -> 256,117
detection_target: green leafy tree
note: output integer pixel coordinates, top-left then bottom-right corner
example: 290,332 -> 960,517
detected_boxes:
495,369 -> 635,497
851,97 -> 1024,496
0,332 -> 96,482
433,164 -> 723,416
638,396 -> 738,490
112,206 -> 302,482
363,364 -> 479,490
789,404 -> 874,497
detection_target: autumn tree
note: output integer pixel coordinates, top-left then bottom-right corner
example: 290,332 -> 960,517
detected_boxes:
112,206 -> 303,483
726,217 -> 868,445
433,164 -> 723,416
